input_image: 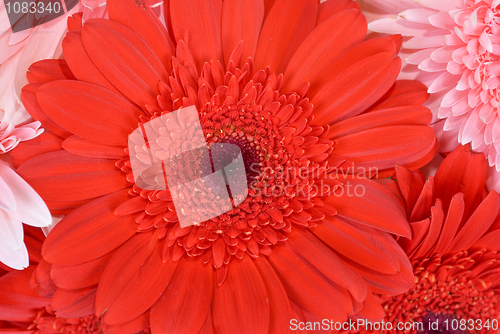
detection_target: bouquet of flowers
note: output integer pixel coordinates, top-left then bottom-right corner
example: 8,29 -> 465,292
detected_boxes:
0,0 -> 498,333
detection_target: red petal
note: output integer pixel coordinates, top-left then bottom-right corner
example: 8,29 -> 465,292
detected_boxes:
474,229 -> 500,251
21,84 -> 71,138
394,166 -> 426,216
42,189 -> 137,265
221,0 -> 264,66
0,268 -> 49,322
316,0 -> 360,26
62,32 -> 126,98
97,236 -> 178,325
44,198 -> 93,216
107,0 -> 175,74
24,226 -> 45,265
81,19 -> 167,108
368,80 -> 429,111
268,243 -> 350,320
114,196 -> 150,216
434,143 -> 487,222
212,256 -> 270,334
27,59 -> 76,84
310,51 -> 400,125
325,178 -> 411,237
332,125 -> 437,171
163,0 -> 175,42
432,193 -> 465,254
412,205 -> 444,259
0,267 -> 49,308
170,0 -> 223,71
409,177 -> 434,222
102,312 -> 149,334
62,136 -> 126,159
198,309 -> 215,334
307,36 -> 398,98
150,256 -> 213,334
37,80 -> 141,147
399,219 -> 430,259
253,256 -> 296,334
349,291 -> 385,322
17,151 -> 129,202
283,9 -> 366,93
287,228 -> 368,302
52,286 -> 96,318
50,251 -> 115,290
328,106 -> 431,139
11,132 -> 63,168
344,234 -> 414,296
67,12 -> 83,32
263,0 -> 276,20
448,191 -> 500,253
33,259 -> 56,298
255,0 -> 318,74
311,216 -> 402,274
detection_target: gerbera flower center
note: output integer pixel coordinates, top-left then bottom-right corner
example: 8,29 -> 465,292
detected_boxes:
30,306 -> 103,334
116,46 -> 335,271
381,251 -> 500,333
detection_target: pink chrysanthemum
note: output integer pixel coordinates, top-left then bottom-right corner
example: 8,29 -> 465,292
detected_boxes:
368,0 -> 500,172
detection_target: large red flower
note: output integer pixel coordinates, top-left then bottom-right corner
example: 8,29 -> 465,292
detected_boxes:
375,144 -> 500,333
13,0 -> 437,333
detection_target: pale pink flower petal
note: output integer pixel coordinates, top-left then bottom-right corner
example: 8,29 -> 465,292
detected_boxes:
0,211 -> 24,251
364,0 -> 500,192
0,161 -> 51,269
0,120 -> 43,153
0,161 -> 51,227
0,229 -> 29,270
0,174 -> 15,211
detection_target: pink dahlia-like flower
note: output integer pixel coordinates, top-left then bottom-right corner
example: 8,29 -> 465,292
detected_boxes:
0,160 -> 51,270
368,0 -> 500,174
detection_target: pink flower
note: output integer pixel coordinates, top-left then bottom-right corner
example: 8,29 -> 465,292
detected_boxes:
0,160 -> 51,270
366,0 -> 500,192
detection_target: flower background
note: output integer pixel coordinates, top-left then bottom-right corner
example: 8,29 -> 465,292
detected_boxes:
0,0 -> 498,333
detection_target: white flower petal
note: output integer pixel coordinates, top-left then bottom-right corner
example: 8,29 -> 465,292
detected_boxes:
0,210 -> 23,250
0,172 -> 15,211
0,239 -> 28,270
0,161 -> 51,227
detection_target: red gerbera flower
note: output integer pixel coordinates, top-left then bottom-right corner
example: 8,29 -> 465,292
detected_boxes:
375,144 -> 500,333
12,0 -> 437,332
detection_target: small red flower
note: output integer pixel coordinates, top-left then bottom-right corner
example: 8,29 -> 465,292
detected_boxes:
13,0 -> 438,332
376,144 -> 500,333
